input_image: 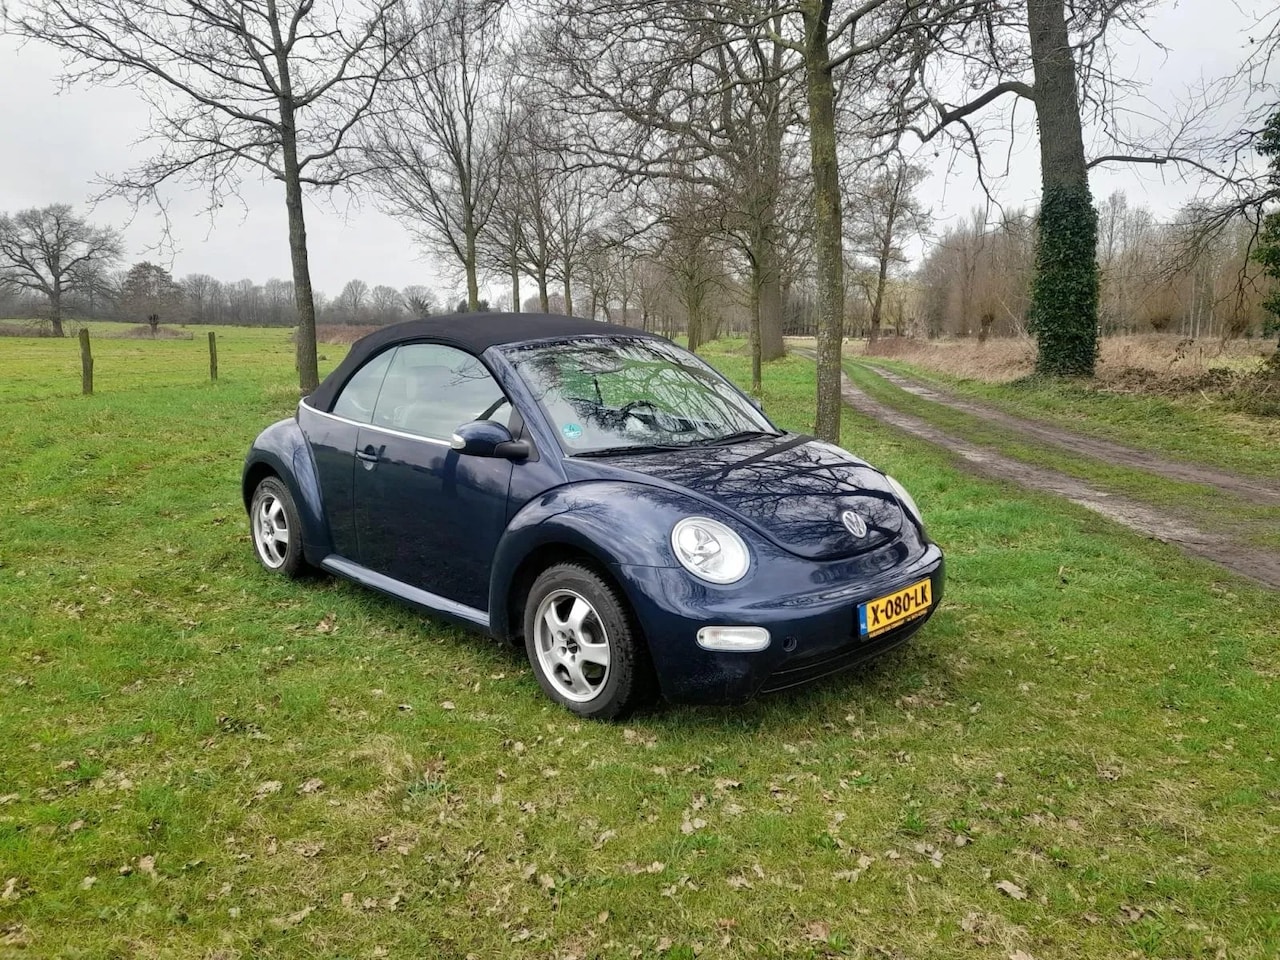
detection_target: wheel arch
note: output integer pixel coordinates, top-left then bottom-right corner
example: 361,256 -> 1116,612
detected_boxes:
488,482 -> 687,643
500,542 -> 628,647
242,418 -> 333,563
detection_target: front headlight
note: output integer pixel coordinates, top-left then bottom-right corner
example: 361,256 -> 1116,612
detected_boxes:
671,517 -> 751,584
885,474 -> 922,524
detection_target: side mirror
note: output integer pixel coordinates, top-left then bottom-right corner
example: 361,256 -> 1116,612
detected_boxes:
450,420 -> 530,460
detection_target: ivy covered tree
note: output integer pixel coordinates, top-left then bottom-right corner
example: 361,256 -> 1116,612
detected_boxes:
1251,106 -> 1280,344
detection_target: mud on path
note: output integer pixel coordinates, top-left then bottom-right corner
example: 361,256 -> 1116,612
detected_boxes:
859,362 -> 1280,507
794,351 -> 1280,588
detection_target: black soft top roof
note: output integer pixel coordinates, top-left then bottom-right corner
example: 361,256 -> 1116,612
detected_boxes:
308,312 -> 659,411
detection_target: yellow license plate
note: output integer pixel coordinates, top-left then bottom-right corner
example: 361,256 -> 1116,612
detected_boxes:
859,579 -> 933,638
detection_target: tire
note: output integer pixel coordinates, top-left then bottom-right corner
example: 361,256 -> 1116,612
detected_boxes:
523,562 -> 656,720
249,476 -> 307,578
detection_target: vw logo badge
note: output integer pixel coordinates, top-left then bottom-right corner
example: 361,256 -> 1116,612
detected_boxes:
841,510 -> 867,538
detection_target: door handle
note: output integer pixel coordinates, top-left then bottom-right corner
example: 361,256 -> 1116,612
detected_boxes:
357,444 -> 383,465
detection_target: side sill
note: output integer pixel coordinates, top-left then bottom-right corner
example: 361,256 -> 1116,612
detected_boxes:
320,555 -> 491,631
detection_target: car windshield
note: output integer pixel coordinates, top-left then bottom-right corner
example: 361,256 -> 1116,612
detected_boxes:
504,336 -> 778,454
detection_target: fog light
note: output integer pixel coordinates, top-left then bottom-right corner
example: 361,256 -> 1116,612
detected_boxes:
696,626 -> 771,652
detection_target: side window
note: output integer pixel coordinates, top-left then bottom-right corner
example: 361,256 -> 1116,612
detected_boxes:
371,343 -> 507,440
332,348 -> 395,423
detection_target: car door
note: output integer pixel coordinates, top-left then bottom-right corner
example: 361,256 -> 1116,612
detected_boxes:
354,342 -> 515,612
297,347 -> 395,560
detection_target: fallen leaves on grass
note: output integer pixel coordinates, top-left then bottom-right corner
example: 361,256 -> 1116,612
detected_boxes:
254,780 -> 283,799
292,840 -> 325,859
622,862 -> 666,875
623,728 -> 657,748
270,905 -> 314,930
996,880 -> 1027,900
297,777 -> 325,794
315,613 -> 336,634
801,920 -> 831,942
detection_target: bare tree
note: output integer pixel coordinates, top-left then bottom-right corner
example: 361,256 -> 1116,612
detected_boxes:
542,0 -> 802,393
180,273 -> 218,324
263,277 -> 296,326
8,0 -> 416,390
0,204 -> 123,335
653,183 -> 729,351
368,284 -> 405,323
844,159 -> 929,344
402,284 -> 439,316
365,0 -> 507,311
337,278 -> 370,323
486,105 -> 561,312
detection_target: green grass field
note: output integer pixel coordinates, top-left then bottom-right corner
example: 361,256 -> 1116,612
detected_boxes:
1,328 -> 1278,959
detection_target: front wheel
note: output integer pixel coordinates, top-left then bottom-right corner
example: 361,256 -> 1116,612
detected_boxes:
523,563 -> 655,720
249,476 -> 306,578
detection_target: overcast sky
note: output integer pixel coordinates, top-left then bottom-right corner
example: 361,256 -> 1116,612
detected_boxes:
0,1 -> 1265,305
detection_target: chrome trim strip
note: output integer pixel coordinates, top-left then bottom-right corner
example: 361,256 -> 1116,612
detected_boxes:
320,555 -> 490,629
299,398 -> 451,447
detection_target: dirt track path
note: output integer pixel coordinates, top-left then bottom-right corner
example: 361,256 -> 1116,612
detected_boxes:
859,362 -> 1280,506
794,351 -> 1280,588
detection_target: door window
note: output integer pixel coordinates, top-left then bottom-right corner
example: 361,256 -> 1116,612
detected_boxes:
371,343 -> 508,440
331,348 -> 395,423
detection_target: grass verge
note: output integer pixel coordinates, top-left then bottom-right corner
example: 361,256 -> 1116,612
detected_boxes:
860,356 -> 1280,482
839,360 -> 1280,553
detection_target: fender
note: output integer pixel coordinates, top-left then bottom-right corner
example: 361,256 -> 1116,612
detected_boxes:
487,480 -> 717,637
242,417 -> 333,563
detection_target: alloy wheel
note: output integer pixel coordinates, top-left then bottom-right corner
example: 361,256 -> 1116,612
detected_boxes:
254,493 -> 290,569
533,589 -> 611,703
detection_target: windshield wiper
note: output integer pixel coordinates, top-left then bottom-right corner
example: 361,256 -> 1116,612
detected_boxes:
688,429 -> 784,447
572,443 -> 686,458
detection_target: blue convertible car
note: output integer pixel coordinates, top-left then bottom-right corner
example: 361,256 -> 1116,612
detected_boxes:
243,314 -> 943,718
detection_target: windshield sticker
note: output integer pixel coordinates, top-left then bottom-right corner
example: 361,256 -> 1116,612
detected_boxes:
561,423 -> 584,441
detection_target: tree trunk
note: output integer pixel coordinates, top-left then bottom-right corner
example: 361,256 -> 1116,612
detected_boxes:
562,266 -> 574,316
538,273 -> 550,312
756,99 -> 786,363
510,243 -> 521,313
1027,0 -> 1098,377
687,295 -> 703,353
869,252 -> 889,344
748,260 -> 763,395
759,263 -> 785,361
465,238 -> 480,311
802,1 -> 844,442
280,113 -> 319,393
50,282 -> 64,337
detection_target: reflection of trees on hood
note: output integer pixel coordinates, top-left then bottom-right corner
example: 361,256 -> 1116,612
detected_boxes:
624,438 -> 904,551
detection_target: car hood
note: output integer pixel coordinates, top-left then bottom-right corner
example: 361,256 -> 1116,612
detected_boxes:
564,434 -> 906,561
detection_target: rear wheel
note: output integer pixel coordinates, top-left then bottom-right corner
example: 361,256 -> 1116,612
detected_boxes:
523,563 -> 655,720
249,476 -> 306,578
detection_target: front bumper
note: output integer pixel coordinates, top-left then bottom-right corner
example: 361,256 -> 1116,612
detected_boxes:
619,544 -> 944,705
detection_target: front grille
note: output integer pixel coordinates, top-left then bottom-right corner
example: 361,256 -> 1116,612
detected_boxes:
758,616 -> 927,694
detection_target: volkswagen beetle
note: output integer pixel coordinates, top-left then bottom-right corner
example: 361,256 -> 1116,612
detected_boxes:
243,314 -> 944,718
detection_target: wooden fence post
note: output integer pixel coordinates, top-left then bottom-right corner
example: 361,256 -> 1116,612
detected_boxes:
208,331 -> 218,382
79,328 -> 93,395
